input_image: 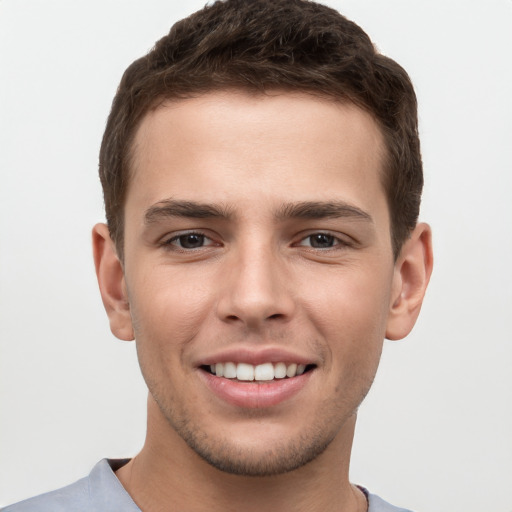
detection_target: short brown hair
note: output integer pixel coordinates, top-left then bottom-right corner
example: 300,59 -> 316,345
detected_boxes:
99,0 -> 422,260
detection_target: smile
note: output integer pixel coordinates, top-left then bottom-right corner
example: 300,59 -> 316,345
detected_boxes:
199,362 -> 315,408
205,362 -> 312,381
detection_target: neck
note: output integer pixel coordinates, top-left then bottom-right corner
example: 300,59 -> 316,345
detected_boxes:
116,397 -> 366,512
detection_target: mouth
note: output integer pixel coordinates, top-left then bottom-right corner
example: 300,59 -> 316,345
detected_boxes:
201,362 -> 316,382
196,349 -> 317,408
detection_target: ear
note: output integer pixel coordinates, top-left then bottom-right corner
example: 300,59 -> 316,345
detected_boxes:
92,223 -> 134,341
386,223 -> 433,340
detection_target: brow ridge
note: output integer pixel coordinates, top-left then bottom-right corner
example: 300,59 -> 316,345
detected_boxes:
144,199 -> 372,224
144,199 -> 233,224
276,201 -> 373,222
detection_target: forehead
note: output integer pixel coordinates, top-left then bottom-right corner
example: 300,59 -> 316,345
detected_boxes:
127,90 -> 387,221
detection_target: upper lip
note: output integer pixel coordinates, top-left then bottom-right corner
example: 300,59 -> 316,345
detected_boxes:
196,346 -> 317,367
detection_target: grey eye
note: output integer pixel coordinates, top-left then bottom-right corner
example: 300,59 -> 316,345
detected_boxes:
308,233 -> 336,248
176,233 -> 206,248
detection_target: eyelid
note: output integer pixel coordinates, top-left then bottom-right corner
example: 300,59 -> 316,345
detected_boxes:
160,230 -> 220,249
294,230 -> 353,249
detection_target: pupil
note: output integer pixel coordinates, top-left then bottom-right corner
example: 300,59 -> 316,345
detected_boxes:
180,234 -> 204,248
311,234 -> 334,248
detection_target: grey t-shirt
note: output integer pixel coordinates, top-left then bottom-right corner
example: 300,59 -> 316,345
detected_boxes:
2,459 -> 413,512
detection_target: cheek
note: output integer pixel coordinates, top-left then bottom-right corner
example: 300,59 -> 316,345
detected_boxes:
301,266 -> 393,357
128,284 -> 209,403
132,264 -> 213,323
127,272 -> 214,366
303,269 -> 391,326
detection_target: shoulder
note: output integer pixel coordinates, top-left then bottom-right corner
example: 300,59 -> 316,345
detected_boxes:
1,477 -> 90,512
366,490 -> 415,512
1,459 -> 138,512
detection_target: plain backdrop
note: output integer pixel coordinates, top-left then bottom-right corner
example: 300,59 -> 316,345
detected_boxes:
1,1 -> 511,510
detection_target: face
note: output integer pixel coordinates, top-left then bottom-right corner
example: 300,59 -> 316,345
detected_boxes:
120,91 -> 400,475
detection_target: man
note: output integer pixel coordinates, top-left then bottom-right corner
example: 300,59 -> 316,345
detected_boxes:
2,0 -> 432,510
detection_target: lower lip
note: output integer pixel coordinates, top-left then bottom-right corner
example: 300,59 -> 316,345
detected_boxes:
198,369 -> 313,409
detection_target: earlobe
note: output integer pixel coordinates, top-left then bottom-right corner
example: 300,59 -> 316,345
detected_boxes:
92,223 -> 134,341
385,223 -> 433,341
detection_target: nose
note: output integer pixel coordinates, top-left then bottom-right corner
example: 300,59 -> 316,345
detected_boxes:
216,242 -> 295,329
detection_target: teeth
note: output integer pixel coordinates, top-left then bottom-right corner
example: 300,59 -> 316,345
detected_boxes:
236,363 -> 254,381
286,363 -> 297,378
274,362 -> 287,379
210,362 -> 308,381
223,362 -> 237,379
254,363 -> 274,381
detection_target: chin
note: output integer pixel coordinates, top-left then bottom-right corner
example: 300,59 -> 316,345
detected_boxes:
180,428 -> 335,477
157,398 -> 355,477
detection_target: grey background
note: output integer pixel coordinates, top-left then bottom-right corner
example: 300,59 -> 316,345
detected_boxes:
1,1 -> 511,510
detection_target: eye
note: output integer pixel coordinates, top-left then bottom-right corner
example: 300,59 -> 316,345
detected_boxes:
298,233 -> 340,249
165,232 -> 215,249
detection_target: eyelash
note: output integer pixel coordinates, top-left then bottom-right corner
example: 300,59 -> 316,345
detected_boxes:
161,231 -> 217,250
295,232 -> 350,250
160,230 -> 351,251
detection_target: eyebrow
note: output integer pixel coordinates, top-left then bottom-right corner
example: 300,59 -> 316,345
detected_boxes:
144,199 -> 234,224
276,201 -> 373,223
144,199 -> 372,225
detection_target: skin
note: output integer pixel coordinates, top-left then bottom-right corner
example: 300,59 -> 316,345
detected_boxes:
93,91 -> 433,512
